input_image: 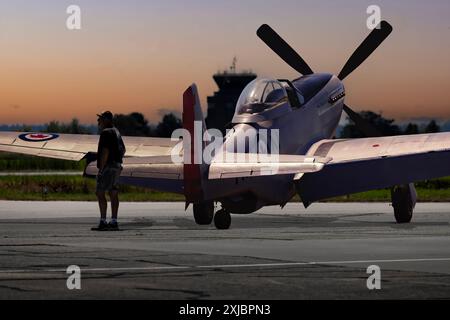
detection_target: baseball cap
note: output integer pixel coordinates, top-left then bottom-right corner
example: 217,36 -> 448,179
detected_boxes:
97,111 -> 113,121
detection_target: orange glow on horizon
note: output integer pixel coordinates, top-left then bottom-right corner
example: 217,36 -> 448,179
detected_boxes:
0,0 -> 449,125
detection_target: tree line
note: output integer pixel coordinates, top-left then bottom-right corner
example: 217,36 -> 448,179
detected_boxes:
340,111 -> 440,138
14,112 -> 182,138
9,110 -> 443,139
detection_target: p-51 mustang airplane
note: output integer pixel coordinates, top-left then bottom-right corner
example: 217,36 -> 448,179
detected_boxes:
2,21 -> 450,229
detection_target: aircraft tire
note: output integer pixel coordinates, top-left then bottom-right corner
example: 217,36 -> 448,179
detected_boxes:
391,185 -> 413,223
193,202 -> 214,225
214,210 -> 231,230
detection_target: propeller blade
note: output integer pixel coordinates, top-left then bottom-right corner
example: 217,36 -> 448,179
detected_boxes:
343,104 -> 381,137
338,21 -> 393,81
257,24 -> 314,75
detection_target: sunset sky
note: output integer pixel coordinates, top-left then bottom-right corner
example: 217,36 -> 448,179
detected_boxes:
0,0 -> 449,125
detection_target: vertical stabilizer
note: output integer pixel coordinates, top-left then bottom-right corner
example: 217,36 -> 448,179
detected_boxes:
182,84 -> 206,203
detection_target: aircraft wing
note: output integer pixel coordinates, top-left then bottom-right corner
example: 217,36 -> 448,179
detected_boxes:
84,155 -> 182,179
208,154 -> 331,179
0,131 -> 179,160
297,132 -> 450,206
83,155 -> 184,194
0,131 -> 183,194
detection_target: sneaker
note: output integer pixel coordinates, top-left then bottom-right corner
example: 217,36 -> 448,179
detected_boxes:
107,221 -> 120,231
91,220 -> 108,231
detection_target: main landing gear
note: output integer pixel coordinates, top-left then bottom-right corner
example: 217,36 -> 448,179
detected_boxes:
391,184 -> 417,223
193,202 -> 231,230
193,202 -> 214,225
214,209 -> 231,230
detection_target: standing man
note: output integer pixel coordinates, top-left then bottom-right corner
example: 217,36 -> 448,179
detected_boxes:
92,111 -> 126,231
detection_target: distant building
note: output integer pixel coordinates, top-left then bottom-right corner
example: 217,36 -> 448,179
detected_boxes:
206,58 -> 257,133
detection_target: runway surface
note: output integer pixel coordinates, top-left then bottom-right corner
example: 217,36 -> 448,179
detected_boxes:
0,201 -> 449,299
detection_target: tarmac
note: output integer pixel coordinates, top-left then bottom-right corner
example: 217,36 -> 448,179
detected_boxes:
0,201 -> 449,299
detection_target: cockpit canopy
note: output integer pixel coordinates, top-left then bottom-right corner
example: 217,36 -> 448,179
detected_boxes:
233,78 -> 296,123
235,78 -> 287,115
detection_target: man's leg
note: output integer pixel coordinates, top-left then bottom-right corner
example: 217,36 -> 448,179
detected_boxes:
96,191 -> 108,220
109,190 -> 119,220
92,190 -> 108,231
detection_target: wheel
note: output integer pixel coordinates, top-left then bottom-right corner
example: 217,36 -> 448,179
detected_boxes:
193,202 -> 214,225
391,186 -> 413,223
393,202 -> 413,223
214,209 -> 231,230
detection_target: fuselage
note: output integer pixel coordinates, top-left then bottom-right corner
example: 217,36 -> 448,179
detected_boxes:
204,74 -> 345,213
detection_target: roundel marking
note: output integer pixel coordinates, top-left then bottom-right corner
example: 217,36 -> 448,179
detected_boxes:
18,133 -> 59,142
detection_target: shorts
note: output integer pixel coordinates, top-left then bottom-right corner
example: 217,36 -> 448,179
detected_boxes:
96,164 -> 122,192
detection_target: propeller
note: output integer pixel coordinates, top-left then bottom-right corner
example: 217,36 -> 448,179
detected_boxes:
257,24 -> 314,76
338,21 -> 393,81
339,21 -> 392,136
256,21 -> 393,138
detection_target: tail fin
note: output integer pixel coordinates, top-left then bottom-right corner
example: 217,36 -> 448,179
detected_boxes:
182,84 -> 206,204
183,84 -> 207,132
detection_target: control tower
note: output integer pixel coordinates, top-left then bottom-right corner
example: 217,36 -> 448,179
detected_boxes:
206,58 -> 257,133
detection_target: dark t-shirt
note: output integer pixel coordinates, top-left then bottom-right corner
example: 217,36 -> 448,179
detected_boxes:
97,127 -> 125,168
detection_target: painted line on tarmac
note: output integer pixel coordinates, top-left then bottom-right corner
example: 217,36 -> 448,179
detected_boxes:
0,257 -> 450,274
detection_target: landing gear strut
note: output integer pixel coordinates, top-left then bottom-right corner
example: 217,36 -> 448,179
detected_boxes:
193,202 -> 214,225
391,184 -> 416,223
214,209 -> 231,230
